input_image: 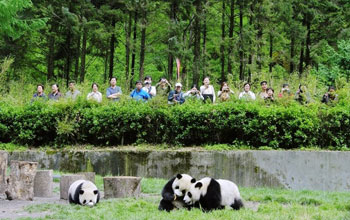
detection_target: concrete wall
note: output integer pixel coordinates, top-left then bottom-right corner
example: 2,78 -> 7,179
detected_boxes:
8,150 -> 350,191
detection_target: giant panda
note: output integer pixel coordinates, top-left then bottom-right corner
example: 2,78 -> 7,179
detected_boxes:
158,174 -> 197,212
68,180 -> 100,207
183,177 -> 243,212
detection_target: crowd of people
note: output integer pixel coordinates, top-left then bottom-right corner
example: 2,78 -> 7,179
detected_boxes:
31,76 -> 339,105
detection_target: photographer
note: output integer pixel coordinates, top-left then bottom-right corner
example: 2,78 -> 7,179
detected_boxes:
184,84 -> 204,100
218,82 -> 234,102
156,77 -> 172,97
142,76 -> 156,98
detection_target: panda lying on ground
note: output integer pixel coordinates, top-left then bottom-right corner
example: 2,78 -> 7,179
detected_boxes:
68,180 -> 100,207
158,174 -> 197,212
183,177 -> 243,212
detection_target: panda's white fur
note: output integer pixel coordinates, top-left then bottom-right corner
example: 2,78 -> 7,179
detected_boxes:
68,180 -> 100,207
183,177 -> 243,211
172,174 -> 194,197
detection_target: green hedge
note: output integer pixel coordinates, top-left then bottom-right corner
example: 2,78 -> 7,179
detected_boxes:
0,99 -> 349,149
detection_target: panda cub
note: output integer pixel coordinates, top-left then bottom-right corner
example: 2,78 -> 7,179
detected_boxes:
68,180 -> 100,207
158,174 -> 197,212
183,177 -> 243,212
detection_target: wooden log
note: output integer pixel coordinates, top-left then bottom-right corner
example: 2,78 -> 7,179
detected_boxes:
5,160 -> 38,200
0,151 -> 8,195
78,172 -> 95,184
59,174 -> 85,200
104,176 -> 142,199
34,170 -> 53,197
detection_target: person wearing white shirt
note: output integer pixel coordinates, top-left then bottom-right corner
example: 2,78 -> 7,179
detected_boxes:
142,76 -> 156,98
239,83 -> 256,100
200,76 -> 216,103
87,83 -> 102,103
184,84 -> 204,100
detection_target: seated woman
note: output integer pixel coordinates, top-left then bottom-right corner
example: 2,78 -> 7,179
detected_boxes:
87,83 -> 102,103
200,76 -> 216,103
217,82 -> 234,102
321,86 -> 338,104
184,84 -> 204,100
31,84 -> 47,102
238,83 -> 256,100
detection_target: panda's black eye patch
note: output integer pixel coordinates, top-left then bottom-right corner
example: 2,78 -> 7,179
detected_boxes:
83,200 -> 86,204
182,190 -> 186,194
175,186 -> 179,189
188,192 -> 192,198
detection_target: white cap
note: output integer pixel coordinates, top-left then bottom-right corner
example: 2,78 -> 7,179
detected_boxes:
175,83 -> 182,87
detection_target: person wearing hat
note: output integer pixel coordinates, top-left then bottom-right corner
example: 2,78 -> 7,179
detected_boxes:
168,82 -> 185,104
130,81 -> 150,101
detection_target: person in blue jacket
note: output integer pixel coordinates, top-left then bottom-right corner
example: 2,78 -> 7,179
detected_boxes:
130,81 -> 150,101
168,83 -> 185,104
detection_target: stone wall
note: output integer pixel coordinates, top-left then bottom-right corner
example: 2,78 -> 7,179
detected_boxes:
8,150 -> 350,191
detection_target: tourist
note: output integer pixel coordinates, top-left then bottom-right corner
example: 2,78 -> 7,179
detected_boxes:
31,84 -> 47,102
265,88 -> 275,102
48,84 -> 62,101
142,76 -> 156,98
106,77 -> 122,101
156,77 -> 171,97
130,81 -> 150,101
168,82 -> 185,104
87,83 -> 102,103
217,82 -> 234,102
258,81 -> 268,99
238,83 -> 256,100
278,83 -> 291,98
321,86 -> 338,104
295,84 -> 311,104
183,84 -> 204,100
65,81 -> 81,100
200,76 -> 216,103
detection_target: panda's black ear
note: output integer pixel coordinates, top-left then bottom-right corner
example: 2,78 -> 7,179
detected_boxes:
176,174 -> 182,179
195,182 -> 202,189
191,178 -> 196,183
93,190 -> 98,195
79,190 -> 84,195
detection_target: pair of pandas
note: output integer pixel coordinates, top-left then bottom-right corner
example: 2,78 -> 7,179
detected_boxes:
66,173 -> 244,212
159,174 -> 243,212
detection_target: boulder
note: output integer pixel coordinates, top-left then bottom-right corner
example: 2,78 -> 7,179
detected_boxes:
34,170 -> 53,197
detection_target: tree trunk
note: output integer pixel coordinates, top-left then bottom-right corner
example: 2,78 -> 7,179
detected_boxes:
109,18 -> 116,80
130,11 -> 137,88
299,39 -> 305,77
290,35 -> 295,73
74,33 -> 81,82
167,1 -> 177,81
220,0 -> 226,83
202,1 -> 207,79
65,29 -> 72,87
125,10 -> 132,86
47,23 -> 56,81
227,0 -> 235,76
192,0 -> 201,86
104,47 -> 109,82
256,1 -> 263,72
269,33 -> 273,73
80,26 -> 87,83
139,10 -> 147,81
305,19 -> 311,69
239,1 -> 244,81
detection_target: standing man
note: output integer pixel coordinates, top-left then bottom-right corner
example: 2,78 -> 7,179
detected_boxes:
130,81 -> 150,101
168,83 -> 185,104
66,81 -> 81,100
106,77 -> 122,101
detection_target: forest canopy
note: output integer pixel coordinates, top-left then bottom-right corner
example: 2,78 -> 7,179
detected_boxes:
1,0 -> 350,90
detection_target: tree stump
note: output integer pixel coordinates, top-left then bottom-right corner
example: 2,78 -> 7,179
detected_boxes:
0,151 -> 8,195
60,174 -> 85,200
104,176 -> 142,199
78,172 -> 95,184
5,160 -> 38,201
34,170 -> 53,197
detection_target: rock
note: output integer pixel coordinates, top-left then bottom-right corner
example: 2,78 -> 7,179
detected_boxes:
103,176 -> 142,199
0,151 -> 8,195
5,160 -> 38,201
78,172 -> 95,184
59,174 -> 85,200
34,170 -> 53,197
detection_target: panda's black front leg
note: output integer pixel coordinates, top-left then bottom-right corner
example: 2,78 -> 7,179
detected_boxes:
158,199 -> 175,212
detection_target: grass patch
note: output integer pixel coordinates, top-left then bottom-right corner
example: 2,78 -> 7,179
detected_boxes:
22,178 -> 350,220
